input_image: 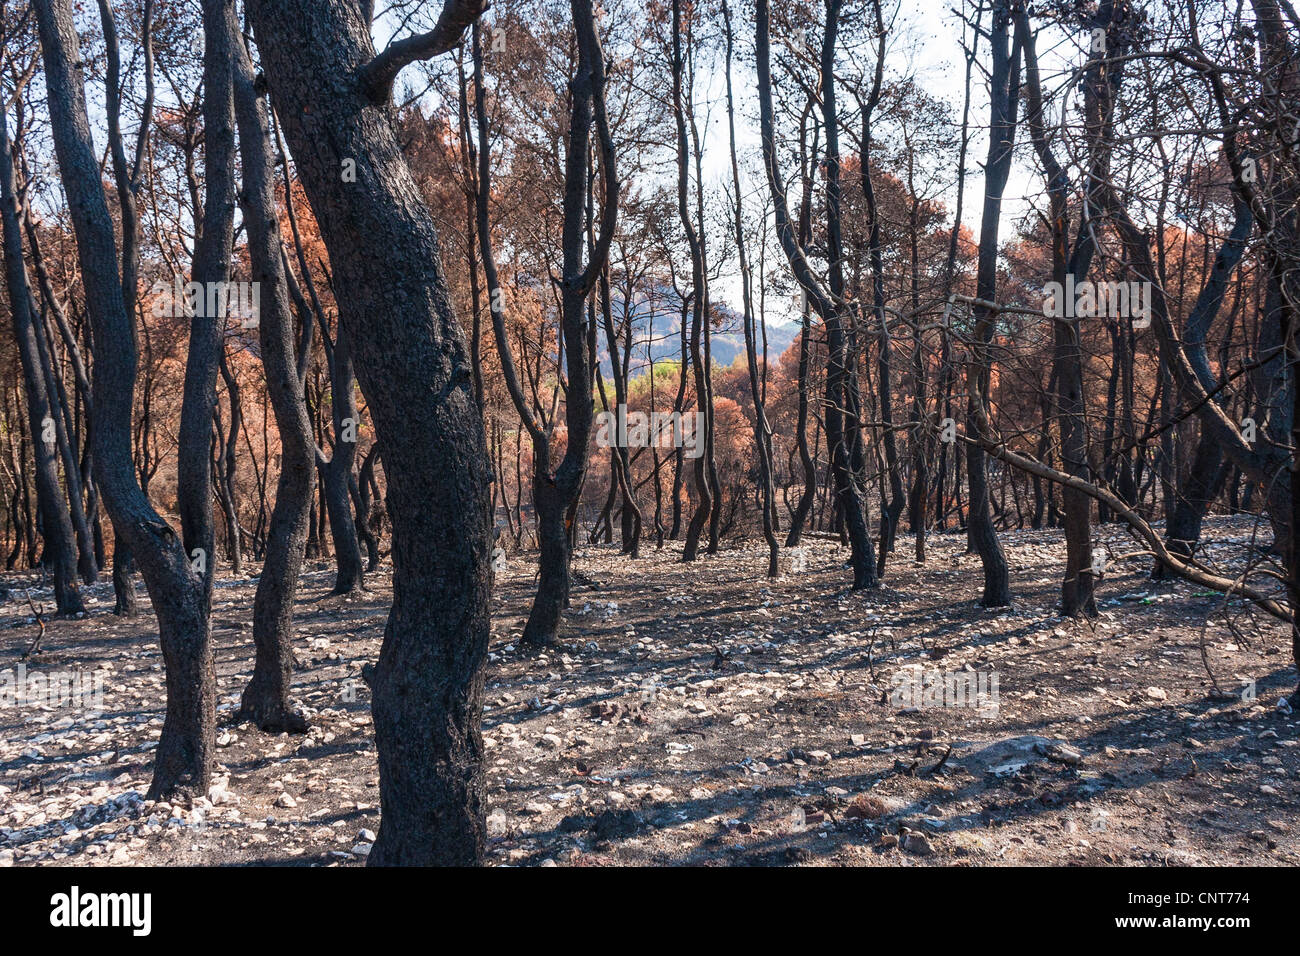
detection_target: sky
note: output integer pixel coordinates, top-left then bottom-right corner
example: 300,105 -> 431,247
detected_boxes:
677,0 -> 1058,329
378,1 -> 1082,340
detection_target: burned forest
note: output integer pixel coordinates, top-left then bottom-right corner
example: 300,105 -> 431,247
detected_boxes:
0,0 -> 1295,914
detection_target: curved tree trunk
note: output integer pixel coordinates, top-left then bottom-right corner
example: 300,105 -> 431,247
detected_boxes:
36,0 -> 219,802
246,0 -> 497,864
0,102 -> 83,616
673,0 -> 712,564
319,325 -> 366,594
963,0 -> 1019,607
231,30 -> 316,734
756,0 -> 876,588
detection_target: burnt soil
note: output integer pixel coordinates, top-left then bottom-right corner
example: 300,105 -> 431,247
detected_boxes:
1,515 -> 1295,866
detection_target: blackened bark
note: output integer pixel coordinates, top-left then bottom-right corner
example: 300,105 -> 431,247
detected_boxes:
320,453 -> 364,594
668,298 -> 689,540
455,54 -> 486,413
785,123 -> 819,548
1161,432 -> 1227,565
1156,202 -> 1253,570
318,324 -> 367,594
600,270 -> 642,557
112,539 -> 137,617
722,0 -> 777,577
756,0 -> 875,586
35,0 -> 215,801
0,102 -> 83,615
786,297 -> 816,547
469,12 -> 617,643
177,0 -> 237,604
964,0 -> 1019,607
1244,0 -> 1300,698
231,32 -> 316,733
358,443 -> 383,571
863,140 -> 904,578
1054,313 -> 1096,616
1017,3 -> 1115,616
246,0 -> 494,863
24,202 -> 100,582
673,0 -> 712,564
216,354 -> 243,575
519,0 -> 618,644
35,302 -> 97,586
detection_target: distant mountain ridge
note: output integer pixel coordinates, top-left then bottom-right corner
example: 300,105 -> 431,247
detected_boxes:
598,287 -> 799,379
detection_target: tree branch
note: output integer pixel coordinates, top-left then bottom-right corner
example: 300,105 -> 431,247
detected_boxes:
966,392 -> 1292,623
358,0 -> 486,102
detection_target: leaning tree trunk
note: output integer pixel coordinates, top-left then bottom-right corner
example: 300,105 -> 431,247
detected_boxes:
27,280 -> 97,585
963,0 -> 1019,607
231,29 -> 316,733
318,324 -> 367,594
0,102 -> 84,616
246,0 -> 495,864
520,0 -> 617,644
35,0 -> 217,801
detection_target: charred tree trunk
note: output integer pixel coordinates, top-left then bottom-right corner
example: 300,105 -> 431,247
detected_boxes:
232,30 -> 316,733
722,0 -> 777,577
247,0 -> 498,863
216,353 -> 243,575
0,99 -> 83,616
36,0 -> 217,801
469,9 -> 618,645
318,322 -> 366,594
786,296 -> 817,548
673,0 -> 712,564
964,0 -> 1019,607
522,0 -> 619,638
785,104 -> 819,549
757,0 -> 875,586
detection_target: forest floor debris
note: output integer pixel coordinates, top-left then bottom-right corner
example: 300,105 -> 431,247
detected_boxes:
0,516 -> 1296,866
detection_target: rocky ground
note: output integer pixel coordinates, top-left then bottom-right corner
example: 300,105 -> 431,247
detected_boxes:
0,515 -> 1296,867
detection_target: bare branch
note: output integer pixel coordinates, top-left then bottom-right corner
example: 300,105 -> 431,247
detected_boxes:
357,0 -> 486,102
